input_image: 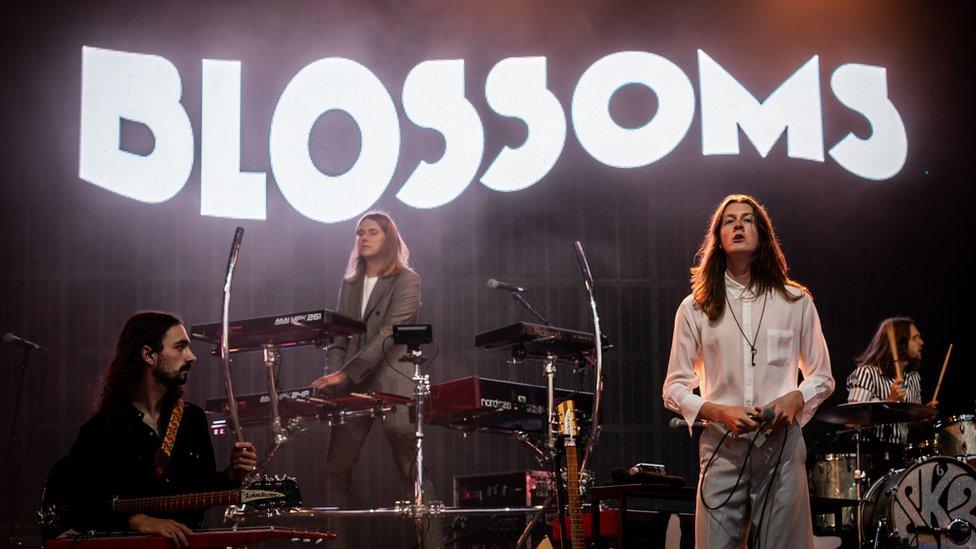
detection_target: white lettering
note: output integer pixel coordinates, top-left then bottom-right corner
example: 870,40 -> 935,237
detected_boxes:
828,63 -> 908,180
201,59 -> 267,219
79,46 -> 194,202
269,57 -> 399,223
397,59 -> 484,208
699,50 -> 824,161
571,51 -> 695,168
480,56 -> 566,192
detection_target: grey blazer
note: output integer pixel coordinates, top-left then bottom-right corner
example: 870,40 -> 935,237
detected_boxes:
326,268 -> 421,392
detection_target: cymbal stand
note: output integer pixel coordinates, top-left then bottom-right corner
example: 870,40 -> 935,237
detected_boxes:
396,345 -> 443,547
854,428 -> 867,548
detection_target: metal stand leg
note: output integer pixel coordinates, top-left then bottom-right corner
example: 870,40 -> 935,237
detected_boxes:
396,347 -> 443,547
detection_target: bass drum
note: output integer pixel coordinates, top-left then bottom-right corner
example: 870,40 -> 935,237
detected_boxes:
862,456 -> 976,547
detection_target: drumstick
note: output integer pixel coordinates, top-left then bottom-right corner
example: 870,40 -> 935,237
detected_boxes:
931,343 -> 953,404
884,321 -> 903,382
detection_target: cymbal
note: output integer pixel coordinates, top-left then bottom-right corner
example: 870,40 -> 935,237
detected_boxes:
815,401 -> 936,426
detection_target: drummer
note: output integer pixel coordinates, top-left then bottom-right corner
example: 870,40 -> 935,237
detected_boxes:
846,316 -> 936,446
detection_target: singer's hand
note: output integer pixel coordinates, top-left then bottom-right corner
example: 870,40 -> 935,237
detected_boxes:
760,390 -> 804,431
885,379 -> 906,402
699,402 -> 760,435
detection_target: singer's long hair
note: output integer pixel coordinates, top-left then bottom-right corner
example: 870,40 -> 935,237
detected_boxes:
855,316 -> 919,378
344,211 -> 411,282
690,194 -> 806,321
95,311 -> 183,417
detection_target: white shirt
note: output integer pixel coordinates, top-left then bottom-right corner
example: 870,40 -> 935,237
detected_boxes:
361,276 -> 379,318
663,273 -> 835,433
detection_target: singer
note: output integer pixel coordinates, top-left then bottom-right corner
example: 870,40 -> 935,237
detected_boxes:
310,211 -> 442,548
662,194 -> 834,548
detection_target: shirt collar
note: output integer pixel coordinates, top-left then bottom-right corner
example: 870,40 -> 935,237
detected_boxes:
724,271 -> 760,301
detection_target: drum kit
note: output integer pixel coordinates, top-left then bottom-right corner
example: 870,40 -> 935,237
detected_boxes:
810,400 -> 976,548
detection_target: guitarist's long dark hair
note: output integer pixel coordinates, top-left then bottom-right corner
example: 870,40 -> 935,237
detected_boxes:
95,311 -> 183,417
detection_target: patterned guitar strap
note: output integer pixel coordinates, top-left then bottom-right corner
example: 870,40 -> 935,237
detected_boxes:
154,399 -> 185,478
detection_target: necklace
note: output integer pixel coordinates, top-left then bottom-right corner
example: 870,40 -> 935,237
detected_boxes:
725,289 -> 768,367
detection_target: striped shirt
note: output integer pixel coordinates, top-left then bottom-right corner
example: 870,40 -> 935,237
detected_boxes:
846,364 -> 921,443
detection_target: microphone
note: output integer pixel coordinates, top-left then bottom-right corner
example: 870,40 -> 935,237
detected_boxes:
907,520 -> 973,545
669,417 -> 708,429
487,279 -> 526,293
751,407 -> 775,423
668,407 -> 774,430
2,333 -> 45,352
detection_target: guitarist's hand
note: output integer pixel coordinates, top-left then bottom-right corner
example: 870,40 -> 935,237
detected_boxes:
128,514 -> 193,547
228,441 -> 258,483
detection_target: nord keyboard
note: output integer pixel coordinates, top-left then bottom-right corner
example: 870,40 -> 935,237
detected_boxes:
427,376 -> 593,433
474,321 -> 610,359
191,309 -> 365,353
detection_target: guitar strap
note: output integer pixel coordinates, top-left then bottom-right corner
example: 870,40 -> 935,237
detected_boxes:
154,399 -> 185,478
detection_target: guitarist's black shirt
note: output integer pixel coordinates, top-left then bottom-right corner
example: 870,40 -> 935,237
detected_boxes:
54,402 -> 236,532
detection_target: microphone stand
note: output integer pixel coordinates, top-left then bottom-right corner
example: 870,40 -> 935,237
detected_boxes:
574,241 -> 605,475
3,345 -> 33,545
509,291 -> 551,326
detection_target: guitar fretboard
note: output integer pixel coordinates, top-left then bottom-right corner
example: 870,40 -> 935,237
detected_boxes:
113,490 -> 240,514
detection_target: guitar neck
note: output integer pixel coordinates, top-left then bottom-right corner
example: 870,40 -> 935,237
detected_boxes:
565,444 -> 585,549
113,490 -> 240,514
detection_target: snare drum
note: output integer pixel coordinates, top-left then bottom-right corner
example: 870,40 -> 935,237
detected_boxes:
861,456 -> 976,547
936,414 -> 976,465
808,453 -> 865,531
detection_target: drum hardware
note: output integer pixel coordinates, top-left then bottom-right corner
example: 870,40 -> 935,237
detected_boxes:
393,323 -> 444,547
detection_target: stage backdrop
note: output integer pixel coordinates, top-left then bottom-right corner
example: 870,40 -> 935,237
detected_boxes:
1,1 -> 974,546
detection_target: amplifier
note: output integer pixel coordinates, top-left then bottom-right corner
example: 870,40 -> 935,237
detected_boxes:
454,470 -> 553,508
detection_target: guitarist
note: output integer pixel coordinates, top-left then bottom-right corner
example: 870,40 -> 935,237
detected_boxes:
49,311 -> 257,547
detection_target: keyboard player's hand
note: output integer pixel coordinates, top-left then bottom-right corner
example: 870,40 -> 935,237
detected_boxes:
312,371 -> 348,395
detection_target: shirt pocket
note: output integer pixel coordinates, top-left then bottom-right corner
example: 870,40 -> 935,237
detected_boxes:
766,329 -> 795,367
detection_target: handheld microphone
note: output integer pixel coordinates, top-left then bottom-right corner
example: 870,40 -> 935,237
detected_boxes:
487,279 -> 526,293
2,333 -> 45,352
751,407 -> 775,423
669,417 -> 709,429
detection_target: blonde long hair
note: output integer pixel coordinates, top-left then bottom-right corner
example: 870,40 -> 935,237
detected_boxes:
344,211 -> 411,282
690,194 -> 806,321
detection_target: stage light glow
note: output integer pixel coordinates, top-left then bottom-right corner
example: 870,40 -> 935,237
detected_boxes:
397,59 -> 484,209
828,64 -> 908,181
79,46 -> 193,203
480,56 -> 566,192
201,60 -> 266,219
269,57 -> 399,223
571,51 -> 695,168
699,51 -> 824,161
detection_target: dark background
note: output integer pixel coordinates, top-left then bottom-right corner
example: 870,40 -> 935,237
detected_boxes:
1,1 -> 974,546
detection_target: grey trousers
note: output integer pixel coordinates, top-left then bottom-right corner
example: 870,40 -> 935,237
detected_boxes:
324,403 -> 443,549
695,423 -> 813,549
